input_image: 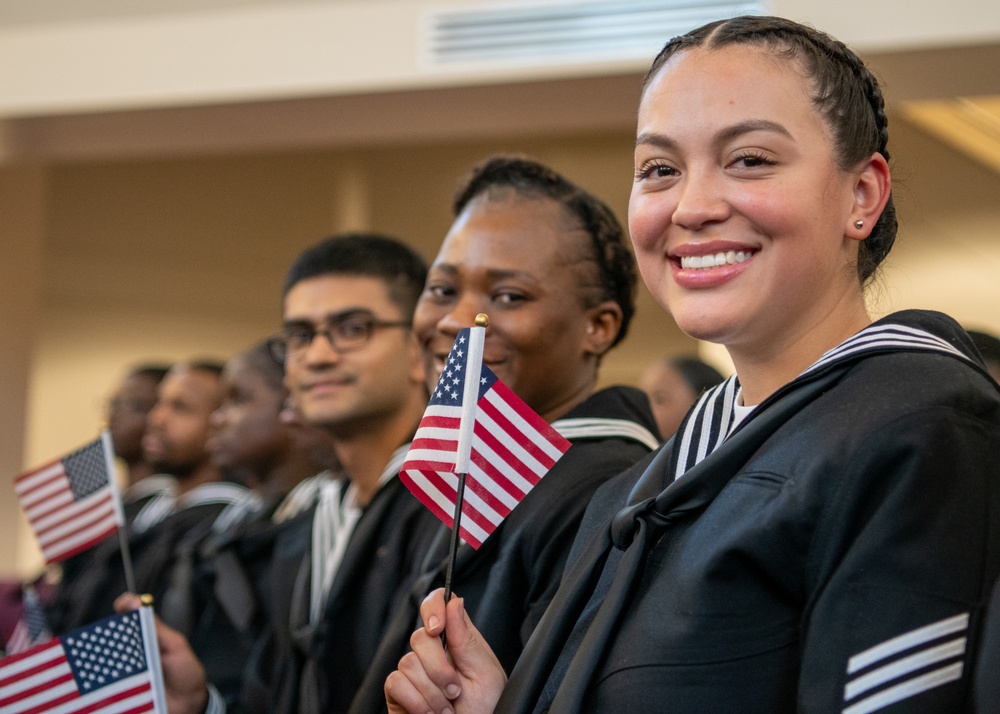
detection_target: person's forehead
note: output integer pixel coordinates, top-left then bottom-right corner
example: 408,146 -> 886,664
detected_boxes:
283,274 -> 398,320
120,373 -> 159,395
221,355 -> 252,382
162,368 -> 219,402
438,195 -> 585,273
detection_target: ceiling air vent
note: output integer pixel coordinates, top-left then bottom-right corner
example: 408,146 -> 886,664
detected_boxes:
421,0 -> 765,70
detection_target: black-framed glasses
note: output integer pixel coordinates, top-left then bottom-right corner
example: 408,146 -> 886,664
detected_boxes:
267,310 -> 411,363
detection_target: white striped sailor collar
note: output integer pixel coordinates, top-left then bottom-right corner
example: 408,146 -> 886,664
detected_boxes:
550,417 -> 661,451
130,491 -> 175,534
306,443 -> 411,624
174,480 -> 251,509
212,489 -> 266,532
122,474 -> 176,503
671,320 -> 977,482
271,469 -> 338,524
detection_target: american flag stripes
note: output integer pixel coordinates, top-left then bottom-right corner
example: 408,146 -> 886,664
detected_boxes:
0,609 -> 167,713
400,327 -> 571,548
5,587 -> 52,657
14,433 -> 123,564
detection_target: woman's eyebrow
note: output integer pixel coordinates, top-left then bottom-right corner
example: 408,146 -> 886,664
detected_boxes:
715,119 -> 792,142
636,120 -> 792,149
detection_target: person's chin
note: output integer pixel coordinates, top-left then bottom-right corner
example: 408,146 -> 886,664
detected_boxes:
300,404 -> 346,430
209,452 -> 232,470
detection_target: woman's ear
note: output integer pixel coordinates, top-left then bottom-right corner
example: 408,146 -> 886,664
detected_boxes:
583,301 -> 624,357
847,152 -> 892,240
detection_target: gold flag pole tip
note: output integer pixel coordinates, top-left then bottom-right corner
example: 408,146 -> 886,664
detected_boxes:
139,593 -> 154,607
475,313 -> 489,328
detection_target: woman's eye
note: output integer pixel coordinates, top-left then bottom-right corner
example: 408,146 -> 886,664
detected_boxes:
635,161 -> 677,180
425,284 -> 454,300
732,152 -> 775,169
494,292 -> 526,305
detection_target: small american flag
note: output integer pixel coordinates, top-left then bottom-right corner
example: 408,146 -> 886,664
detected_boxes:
401,327 -> 571,548
5,586 -> 52,657
0,609 -> 166,713
14,433 -> 123,564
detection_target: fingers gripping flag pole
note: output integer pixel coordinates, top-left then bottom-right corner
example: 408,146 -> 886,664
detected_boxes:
400,314 -> 572,600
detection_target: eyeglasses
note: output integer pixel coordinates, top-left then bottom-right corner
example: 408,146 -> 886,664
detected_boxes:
267,310 -> 411,363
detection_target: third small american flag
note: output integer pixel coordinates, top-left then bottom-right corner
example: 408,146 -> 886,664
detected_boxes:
13,433 -> 122,564
400,328 -> 571,548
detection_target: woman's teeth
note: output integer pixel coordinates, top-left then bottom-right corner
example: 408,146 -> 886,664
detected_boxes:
680,250 -> 751,270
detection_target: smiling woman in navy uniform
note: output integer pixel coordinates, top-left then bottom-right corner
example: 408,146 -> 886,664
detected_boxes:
385,16 -> 1000,714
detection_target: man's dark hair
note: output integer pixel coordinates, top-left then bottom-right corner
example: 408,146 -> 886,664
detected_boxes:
453,155 -> 636,348
242,341 -> 287,392
184,360 -> 225,378
284,233 -> 428,319
129,364 -> 171,384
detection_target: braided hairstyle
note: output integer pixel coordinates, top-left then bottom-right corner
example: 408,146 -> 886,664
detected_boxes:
453,154 -> 637,348
642,16 -> 896,285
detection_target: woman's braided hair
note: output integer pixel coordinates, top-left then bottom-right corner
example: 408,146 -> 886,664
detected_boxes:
642,16 -> 896,285
453,154 -> 637,348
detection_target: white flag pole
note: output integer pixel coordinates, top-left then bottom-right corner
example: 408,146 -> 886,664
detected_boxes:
443,314 -> 488,603
139,595 -> 170,714
101,428 -> 137,594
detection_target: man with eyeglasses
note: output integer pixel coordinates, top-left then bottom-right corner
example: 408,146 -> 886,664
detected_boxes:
235,233 -> 436,714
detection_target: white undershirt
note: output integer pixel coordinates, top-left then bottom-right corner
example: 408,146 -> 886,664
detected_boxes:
730,388 -> 756,434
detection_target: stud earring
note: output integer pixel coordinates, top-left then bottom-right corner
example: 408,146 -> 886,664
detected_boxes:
854,219 -> 865,229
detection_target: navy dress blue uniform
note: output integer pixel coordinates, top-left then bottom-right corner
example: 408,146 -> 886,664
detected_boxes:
240,455 -> 439,714
171,476 -> 328,708
498,311 -> 1000,713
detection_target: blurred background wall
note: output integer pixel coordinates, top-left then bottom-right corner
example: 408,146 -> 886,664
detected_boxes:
2,0 -> 999,577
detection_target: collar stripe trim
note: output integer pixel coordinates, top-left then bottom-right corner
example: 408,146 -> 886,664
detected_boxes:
673,375 -> 739,481
672,325 -> 971,482
808,325 -> 968,375
550,418 -> 661,450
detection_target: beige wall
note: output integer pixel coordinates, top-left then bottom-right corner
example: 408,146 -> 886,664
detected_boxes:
0,166 -> 46,576
876,119 -> 1000,329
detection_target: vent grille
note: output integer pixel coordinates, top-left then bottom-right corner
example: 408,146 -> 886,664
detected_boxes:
422,0 -> 765,69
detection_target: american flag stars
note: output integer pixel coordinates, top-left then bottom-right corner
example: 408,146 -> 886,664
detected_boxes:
65,614 -> 147,691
